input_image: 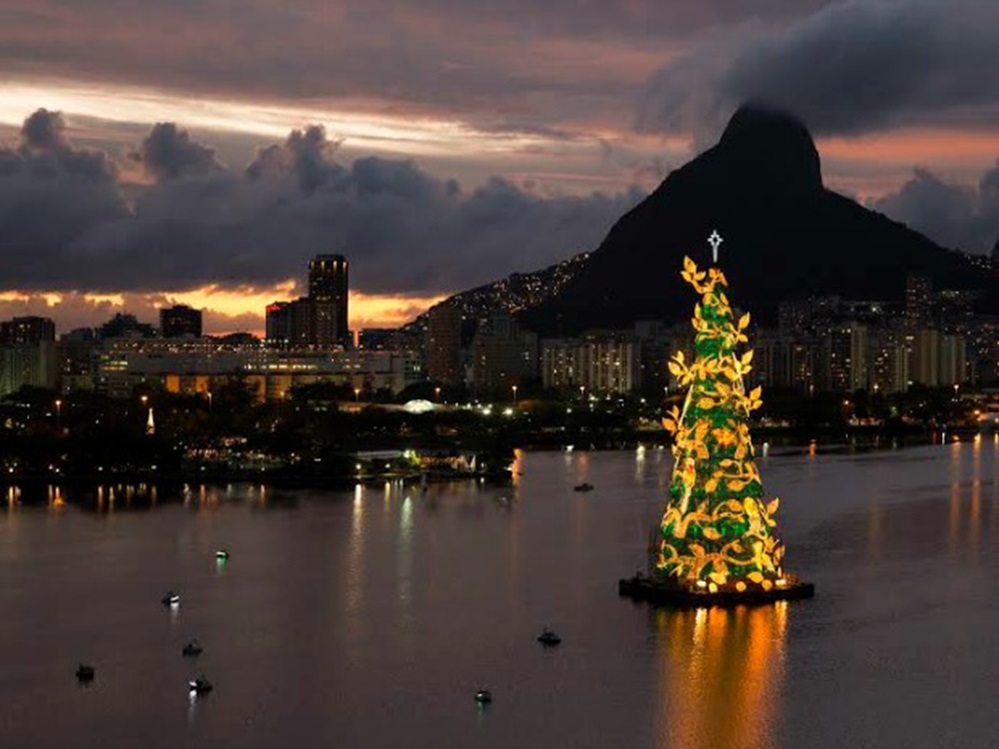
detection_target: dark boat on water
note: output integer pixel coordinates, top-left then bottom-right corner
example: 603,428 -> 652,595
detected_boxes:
573,483 -> 594,492
537,628 -> 562,646
475,689 -> 492,704
189,675 -> 213,694
161,591 -> 180,607
75,664 -> 95,682
182,640 -> 203,657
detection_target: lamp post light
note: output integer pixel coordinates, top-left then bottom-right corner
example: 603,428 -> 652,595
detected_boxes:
435,386 -> 441,402
512,385 -> 518,403
354,387 -> 361,402
54,399 -> 62,434
207,390 -> 212,414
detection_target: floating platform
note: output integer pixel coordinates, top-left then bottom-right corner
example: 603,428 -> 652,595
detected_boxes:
619,574 -> 814,608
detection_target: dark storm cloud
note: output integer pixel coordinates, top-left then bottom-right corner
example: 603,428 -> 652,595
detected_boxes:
0,109 -> 128,288
131,122 -> 223,182
17,108 -> 119,181
871,162 -> 999,254
638,0 -> 999,138
0,111 -> 642,295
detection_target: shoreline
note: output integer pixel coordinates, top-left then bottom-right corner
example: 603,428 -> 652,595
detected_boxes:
0,430 -> 983,499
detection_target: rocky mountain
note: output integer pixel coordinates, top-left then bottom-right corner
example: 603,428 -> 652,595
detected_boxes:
514,104 -> 995,335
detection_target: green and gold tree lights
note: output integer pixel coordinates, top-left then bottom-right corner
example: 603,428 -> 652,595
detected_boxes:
655,253 -> 791,594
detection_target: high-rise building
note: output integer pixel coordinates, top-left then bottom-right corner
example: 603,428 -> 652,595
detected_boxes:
265,302 -> 292,345
266,255 -> 350,349
0,343 -> 57,396
910,329 -> 940,385
59,328 -> 99,392
869,330 -> 909,393
540,334 -> 640,394
827,324 -> 868,392
471,314 -> 537,395
0,315 -> 55,344
905,275 -> 933,330
938,333 -> 967,386
425,305 -> 463,385
265,299 -> 309,347
308,254 -> 349,346
160,304 -> 203,338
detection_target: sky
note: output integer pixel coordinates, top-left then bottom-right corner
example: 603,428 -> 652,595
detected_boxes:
1,0 -> 998,335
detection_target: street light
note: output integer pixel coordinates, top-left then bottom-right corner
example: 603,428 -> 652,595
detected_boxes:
435,386 -> 441,402
354,387 -> 361,402
206,391 -> 212,414
54,399 -> 62,434
512,385 -> 518,403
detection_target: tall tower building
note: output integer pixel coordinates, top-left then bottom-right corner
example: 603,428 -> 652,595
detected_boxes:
425,304 -> 463,385
0,315 -> 55,344
0,316 -> 57,396
905,275 -> 932,330
160,305 -> 203,338
308,254 -> 349,347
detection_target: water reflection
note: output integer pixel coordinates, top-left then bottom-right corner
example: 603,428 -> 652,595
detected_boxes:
654,603 -> 787,749
398,494 -> 414,613
510,448 -> 524,489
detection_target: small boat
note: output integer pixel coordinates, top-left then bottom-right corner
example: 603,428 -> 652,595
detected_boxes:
573,483 -> 594,492
76,664 -> 95,682
182,640 -> 204,657
161,591 -> 180,607
537,628 -> 562,646
189,676 -> 213,694
475,689 -> 492,704
215,549 -> 230,561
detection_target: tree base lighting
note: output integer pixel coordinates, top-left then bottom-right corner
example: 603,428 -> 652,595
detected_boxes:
620,244 -> 813,608
618,573 -> 814,607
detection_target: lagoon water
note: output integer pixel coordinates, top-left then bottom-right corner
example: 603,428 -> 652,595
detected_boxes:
1,442 -> 998,748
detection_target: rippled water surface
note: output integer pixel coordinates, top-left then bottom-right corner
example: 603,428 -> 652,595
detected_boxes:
1,442 -> 998,748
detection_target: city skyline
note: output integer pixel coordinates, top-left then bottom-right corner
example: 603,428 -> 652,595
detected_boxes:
1,0 -> 998,336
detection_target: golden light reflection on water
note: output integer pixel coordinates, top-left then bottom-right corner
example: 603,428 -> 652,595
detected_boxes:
510,448 -> 524,489
398,495 -> 414,612
342,484 -> 366,647
654,603 -> 787,749
47,485 -> 65,508
864,441 -> 999,566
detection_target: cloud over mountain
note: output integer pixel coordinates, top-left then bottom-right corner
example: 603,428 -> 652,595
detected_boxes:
871,162 -> 999,254
638,0 -> 999,140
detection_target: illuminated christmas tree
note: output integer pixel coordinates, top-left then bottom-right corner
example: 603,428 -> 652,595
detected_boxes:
654,244 -> 791,595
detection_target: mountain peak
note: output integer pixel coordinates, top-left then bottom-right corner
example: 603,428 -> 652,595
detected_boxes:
717,103 -> 822,192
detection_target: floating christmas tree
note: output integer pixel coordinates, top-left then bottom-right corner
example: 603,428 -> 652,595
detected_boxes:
655,252 -> 784,593
620,233 -> 809,607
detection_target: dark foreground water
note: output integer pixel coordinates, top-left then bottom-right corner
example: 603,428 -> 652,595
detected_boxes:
1,441 -> 998,748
